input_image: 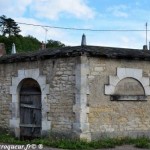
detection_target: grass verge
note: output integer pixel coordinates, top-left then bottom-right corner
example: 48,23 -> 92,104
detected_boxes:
0,133 -> 150,149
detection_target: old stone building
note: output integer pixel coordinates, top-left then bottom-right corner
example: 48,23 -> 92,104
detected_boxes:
0,42 -> 150,141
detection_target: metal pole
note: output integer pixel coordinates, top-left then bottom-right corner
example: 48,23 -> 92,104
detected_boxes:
146,22 -> 147,46
45,28 -> 48,48
42,27 -> 48,49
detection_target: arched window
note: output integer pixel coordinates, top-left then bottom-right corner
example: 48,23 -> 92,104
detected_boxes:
115,78 -> 145,95
105,68 -> 150,101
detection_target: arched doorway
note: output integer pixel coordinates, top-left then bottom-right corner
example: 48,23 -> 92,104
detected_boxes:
19,78 -> 41,139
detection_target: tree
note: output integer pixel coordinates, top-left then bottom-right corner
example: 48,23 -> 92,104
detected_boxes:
46,39 -> 65,48
0,15 -> 6,35
21,35 -> 41,52
0,15 -> 21,37
0,35 -> 41,54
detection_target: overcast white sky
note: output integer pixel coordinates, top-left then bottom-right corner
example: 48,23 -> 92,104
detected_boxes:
0,0 -> 150,49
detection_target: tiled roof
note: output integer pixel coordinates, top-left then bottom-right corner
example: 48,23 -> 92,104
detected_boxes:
0,45 -> 150,63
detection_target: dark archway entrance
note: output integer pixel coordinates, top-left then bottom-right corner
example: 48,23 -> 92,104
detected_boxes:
20,78 -> 41,139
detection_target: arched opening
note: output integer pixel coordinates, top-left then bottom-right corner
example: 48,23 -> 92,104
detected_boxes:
114,77 -> 145,95
19,78 -> 41,139
111,77 -> 146,101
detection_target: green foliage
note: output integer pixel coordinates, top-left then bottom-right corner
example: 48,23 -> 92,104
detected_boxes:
134,137 -> 150,148
0,15 -> 65,54
0,15 -> 21,36
0,35 -> 41,54
0,133 -> 28,145
0,35 -> 66,54
46,39 -> 65,48
1,133 -> 150,149
18,35 -> 41,53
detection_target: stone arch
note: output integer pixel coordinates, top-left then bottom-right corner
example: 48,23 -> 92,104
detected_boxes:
114,77 -> 145,95
10,69 -> 51,138
105,68 -> 150,96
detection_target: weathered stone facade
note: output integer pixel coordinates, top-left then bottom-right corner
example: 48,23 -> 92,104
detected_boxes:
0,58 -> 76,138
1,45 -> 150,140
88,57 -> 150,139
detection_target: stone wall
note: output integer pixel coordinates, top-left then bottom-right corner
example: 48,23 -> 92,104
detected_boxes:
88,57 -> 150,139
47,58 -> 75,136
1,53 -> 150,140
0,57 -> 76,136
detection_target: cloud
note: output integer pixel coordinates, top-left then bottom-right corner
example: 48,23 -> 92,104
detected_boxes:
0,0 -> 95,20
0,0 -> 32,17
30,0 -> 95,20
14,16 -> 150,49
1,0 -> 149,50
107,5 -> 128,18
0,0 -> 95,46
15,17 -> 67,43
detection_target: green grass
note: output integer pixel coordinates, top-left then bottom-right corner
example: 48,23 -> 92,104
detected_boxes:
0,133 -> 150,149
134,137 -> 150,149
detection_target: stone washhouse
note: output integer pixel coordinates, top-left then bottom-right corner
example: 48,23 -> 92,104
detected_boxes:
0,37 -> 150,141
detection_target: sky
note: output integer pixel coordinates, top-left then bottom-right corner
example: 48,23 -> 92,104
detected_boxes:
0,0 -> 150,49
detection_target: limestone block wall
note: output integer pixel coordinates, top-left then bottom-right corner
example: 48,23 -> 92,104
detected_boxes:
2,54 -> 150,140
88,57 -> 150,139
0,57 -> 76,136
0,64 -> 12,129
45,58 -> 75,135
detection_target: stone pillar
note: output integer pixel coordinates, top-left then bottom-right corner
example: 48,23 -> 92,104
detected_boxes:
73,55 -> 91,141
